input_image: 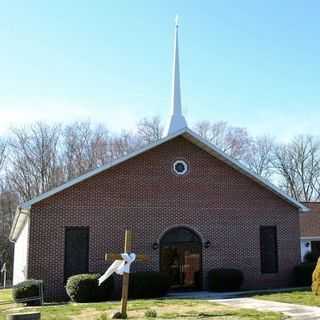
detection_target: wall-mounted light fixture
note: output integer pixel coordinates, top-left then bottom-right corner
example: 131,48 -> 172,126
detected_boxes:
305,242 -> 310,248
152,242 -> 159,250
204,240 -> 211,248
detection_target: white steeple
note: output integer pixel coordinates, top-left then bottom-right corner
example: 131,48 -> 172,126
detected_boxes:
166,16 -> 188,136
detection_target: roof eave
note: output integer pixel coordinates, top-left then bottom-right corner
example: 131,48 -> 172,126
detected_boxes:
19,127 -> 189,210
17,126 -> 307,214
9,207 -> 30,242
182,128 -> 309,212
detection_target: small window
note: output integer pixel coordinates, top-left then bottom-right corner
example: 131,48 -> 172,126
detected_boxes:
173,160 -> 188,175
260,226 -> 278,273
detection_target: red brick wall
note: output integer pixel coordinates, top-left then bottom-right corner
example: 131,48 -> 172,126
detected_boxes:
300,202 -> 320,237
27,136 -> 301,300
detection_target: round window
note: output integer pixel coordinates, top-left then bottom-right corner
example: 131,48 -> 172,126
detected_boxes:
173,160 -> 188,175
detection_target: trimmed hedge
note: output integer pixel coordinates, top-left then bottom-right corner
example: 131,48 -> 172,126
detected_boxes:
65,273 -> 114,302
208,268 -> 244,292
304,251 -> 318,263
12,279 -> 42,306
129,272 -> 170,298
294,263 -> 316,287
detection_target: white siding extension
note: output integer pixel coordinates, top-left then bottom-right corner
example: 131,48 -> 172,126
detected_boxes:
300,239 -> 311,261
13,219 -> 29,285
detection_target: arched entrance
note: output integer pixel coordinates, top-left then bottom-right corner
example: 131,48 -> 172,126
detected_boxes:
160,227 -> 202,290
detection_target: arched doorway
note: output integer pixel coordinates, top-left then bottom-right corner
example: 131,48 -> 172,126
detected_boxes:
160,227 -> 202,290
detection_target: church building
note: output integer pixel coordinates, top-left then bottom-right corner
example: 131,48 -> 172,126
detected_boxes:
10,22 -> 308,300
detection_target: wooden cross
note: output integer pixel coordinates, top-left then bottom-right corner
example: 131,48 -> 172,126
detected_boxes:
105,230 -> 150,319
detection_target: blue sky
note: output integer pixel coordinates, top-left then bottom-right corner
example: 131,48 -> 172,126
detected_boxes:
0,1 -> 319,141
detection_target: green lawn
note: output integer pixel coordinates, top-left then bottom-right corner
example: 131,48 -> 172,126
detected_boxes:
0,289 -> 12,304
0,289 -> 286,320
255,290 -> 320,307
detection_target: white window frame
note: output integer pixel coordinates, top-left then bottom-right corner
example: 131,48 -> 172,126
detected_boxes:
173,160 -> 188,175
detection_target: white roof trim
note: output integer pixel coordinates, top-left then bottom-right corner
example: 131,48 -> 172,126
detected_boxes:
19,127 -> 308,212
301,236 -> 320,241
9,207 -> 30,242
19,128 -> 188,209
183,130 -> 308,212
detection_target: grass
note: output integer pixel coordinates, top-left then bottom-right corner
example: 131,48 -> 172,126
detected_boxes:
255,290 -> 320,307
0,289 -> 286,320
0,289 -> 12,304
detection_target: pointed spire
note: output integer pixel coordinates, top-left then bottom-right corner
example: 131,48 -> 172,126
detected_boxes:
166,16 -> 188,136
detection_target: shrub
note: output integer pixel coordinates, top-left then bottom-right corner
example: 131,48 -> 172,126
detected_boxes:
12,279 -> 43,306
304,251 -> 319,263
65,273 -> 114,302
144,310 -> 157,318
129,272 -> 170,299
207,268 -> 244,292
294,262 -> 316,287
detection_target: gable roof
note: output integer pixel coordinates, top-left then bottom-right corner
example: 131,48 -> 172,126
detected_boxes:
9,127 -> 308,241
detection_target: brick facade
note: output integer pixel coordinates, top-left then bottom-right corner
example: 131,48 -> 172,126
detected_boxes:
300,202 -> 320,237
27,136 -> 301,300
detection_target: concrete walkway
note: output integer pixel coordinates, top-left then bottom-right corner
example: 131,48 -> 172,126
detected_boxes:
167,288 -> 309,300
212,297 -> 320,319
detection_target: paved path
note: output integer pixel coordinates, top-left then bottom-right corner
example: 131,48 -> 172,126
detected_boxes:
212,297 -> 320,319
168,288 -> 308,300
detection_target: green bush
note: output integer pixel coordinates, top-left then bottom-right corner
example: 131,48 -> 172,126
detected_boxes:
12,279 -> 43,306
129,272 -> 170,299
208,268 -> 244,292
65,273 -> 114,302
304,251 -> 318,263
294,262 -> 316,286
144,309 -> 157,318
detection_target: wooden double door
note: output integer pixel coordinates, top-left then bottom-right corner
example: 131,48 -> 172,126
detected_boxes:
160,227 -> 202,290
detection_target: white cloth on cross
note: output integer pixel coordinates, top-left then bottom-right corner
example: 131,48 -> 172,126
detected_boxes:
98,253 -> 136,286
1,263 -> 6,273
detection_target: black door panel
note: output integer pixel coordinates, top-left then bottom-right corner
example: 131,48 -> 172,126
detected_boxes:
64,227 -> 89,282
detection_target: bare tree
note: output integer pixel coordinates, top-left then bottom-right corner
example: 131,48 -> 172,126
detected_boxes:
0,188 -> 17,240
0,187 -> 18,281
0,138 -> 6,172
194,120 -> 252,160
273,135 -> 320,201
137,116 -> 163,145
0,137 -> 7,193
6,122 -> 63,201
62,121 -> 110,180
109,131 -> 141,160
245,135 -> 275,180
193,120 -> 211,140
